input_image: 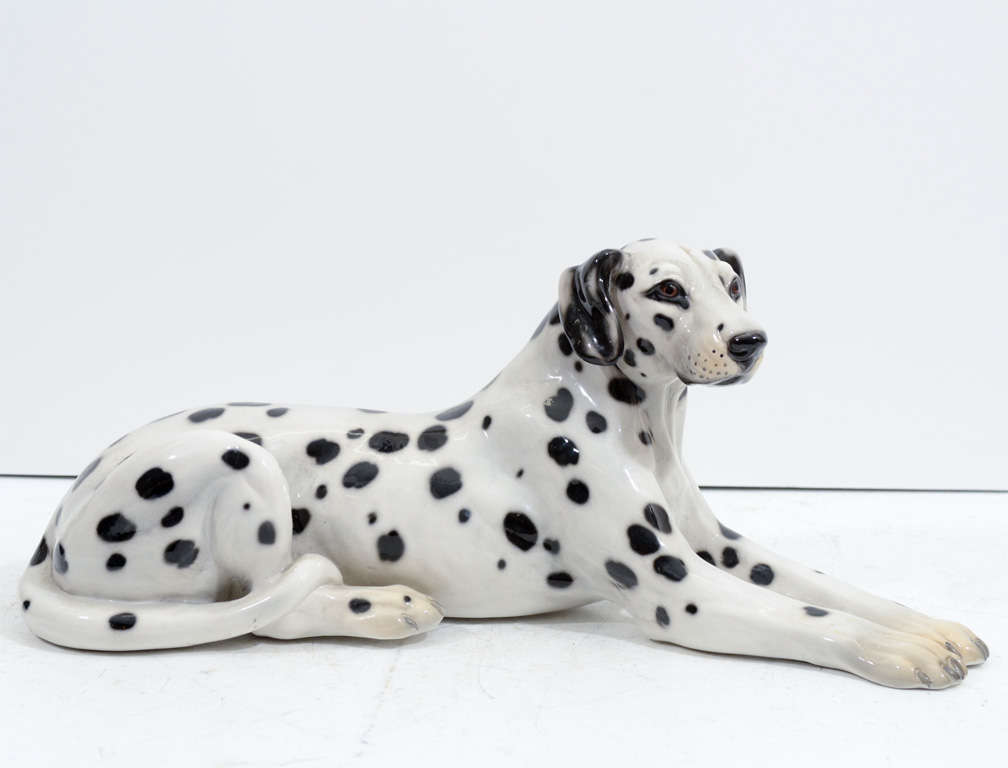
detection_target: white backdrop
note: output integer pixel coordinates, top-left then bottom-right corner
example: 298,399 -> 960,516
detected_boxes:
1,1 -> 1005,488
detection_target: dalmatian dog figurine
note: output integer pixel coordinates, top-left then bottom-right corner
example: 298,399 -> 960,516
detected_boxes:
19,239 -> 988,688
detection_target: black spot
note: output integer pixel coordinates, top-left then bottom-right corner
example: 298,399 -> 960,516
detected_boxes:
343,461 -> 379,489
643,503 -> 672,533
543,538 -> 560,554
258,521 -> 276,545
804,606 -> 829,617
71,457 -> 101,491
221,449 -> 250,470
750,563 -> 775,585
403,595 -> 411,603
266,407 -> 288,417
516,468 -> 524,478
96,513 -> 137,543
503,512 -> 538,551
627,524 -> 660,555
614,272 -> 635,290
417,425 -> 448,451
482,415 -> 492,430
623,349 -> 637,367
654,555 -> 688,581
608,377 -> 646,405
458,508 -> 471,523
315,484 -> 327,499
719,522 -> 741,540
558,333 -> 573,356
544,387 -> 574,422
347,427 -> 364,439
367,511 -> 377,525
22,600 -> 30,611
546,571 -> 574,588
605,560 -> 638,589
349,598 -> 372,614
136,467 -> 174,499
233,432 -> 263,446
585,411 -> 607,433
189,407 -> 225,423
377,530 -> 404,562
430,467 -> 462,499
436,401 -> 473,421
29,537 -> 48,566
653,314 -> 675,331
55,543 -> 68,573
638,430 -> 653,445
243,503 -> 250,510
497,558 -> 507,570
306,438 -> 340,465
292,508 -> 311,534
106,553 -> 126,571
574,361 -> 583,372
636,338 -> 655,355
228,401 -> 269,406
109,612 -> 137,630
164,539 -> 199,568
368,431 -> 409,453
655,606 -> 670,627
721,547 -> 739,568
697,550 -> 715,565
547,436 -> 580,466
685,603 -> 698,615
566,479 -> 589,504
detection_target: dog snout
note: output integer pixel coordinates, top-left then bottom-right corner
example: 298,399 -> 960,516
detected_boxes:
727,331 -> 767,364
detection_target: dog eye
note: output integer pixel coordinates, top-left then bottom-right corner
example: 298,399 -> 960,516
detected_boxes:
728,277 -> 742,301
648,281 -> 684,299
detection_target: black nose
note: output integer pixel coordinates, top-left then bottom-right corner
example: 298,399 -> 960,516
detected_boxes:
727,332 -> 767,363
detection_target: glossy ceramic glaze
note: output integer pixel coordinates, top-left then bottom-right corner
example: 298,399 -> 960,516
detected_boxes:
19,239 -> 988,688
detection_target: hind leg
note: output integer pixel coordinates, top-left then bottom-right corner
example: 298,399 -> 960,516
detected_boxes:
254,582 -> 443,640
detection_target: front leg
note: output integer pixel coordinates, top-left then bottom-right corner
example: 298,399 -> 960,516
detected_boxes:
664,482 -> 990,666
563,474 -> 967,688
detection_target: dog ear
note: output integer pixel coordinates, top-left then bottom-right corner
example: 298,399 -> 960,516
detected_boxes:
557,248 -> 625,365
712,248 -> 745,293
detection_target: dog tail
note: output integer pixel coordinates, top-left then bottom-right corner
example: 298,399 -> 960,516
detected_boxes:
19,550 -> 342,651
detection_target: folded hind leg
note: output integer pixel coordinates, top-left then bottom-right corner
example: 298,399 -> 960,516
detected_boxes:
254,582 -> 443,640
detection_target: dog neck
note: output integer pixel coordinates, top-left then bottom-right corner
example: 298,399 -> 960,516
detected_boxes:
498,307 -> 693,486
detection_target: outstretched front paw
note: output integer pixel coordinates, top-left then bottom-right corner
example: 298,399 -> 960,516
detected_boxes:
901,618 -> 990,667
846,628 -> 968,689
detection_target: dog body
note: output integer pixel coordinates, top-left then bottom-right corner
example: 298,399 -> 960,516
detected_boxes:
19,240 -> 988,688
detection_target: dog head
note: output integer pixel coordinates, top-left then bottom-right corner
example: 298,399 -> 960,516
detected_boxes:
558,239 -> 767,385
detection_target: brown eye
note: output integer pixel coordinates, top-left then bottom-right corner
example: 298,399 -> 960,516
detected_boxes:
645,280 -> 690,309
728,277 -> 742,300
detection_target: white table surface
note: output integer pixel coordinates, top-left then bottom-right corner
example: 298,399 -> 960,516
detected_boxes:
1,477 -> 1003,767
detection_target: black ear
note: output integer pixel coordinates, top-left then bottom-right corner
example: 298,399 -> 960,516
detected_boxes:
557,248 -> 625,365
712,248 -> 745,293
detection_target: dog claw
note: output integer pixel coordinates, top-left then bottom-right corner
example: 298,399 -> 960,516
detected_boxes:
941,657 -> 966,682
944,641 -> 962,658
401,614 -> 419,632
972,636 -> 990,661
914,668 -> 933,688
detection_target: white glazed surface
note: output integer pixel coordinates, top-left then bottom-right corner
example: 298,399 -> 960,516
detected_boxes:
18,240 -> 989,688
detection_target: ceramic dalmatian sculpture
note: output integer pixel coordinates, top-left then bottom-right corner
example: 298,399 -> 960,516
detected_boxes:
19,239 -> 988,688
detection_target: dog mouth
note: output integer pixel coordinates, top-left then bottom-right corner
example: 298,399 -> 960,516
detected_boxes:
713,354 -> 764,386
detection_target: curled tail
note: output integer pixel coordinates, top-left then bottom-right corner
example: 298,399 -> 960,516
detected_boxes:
19,553 -> 343,651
